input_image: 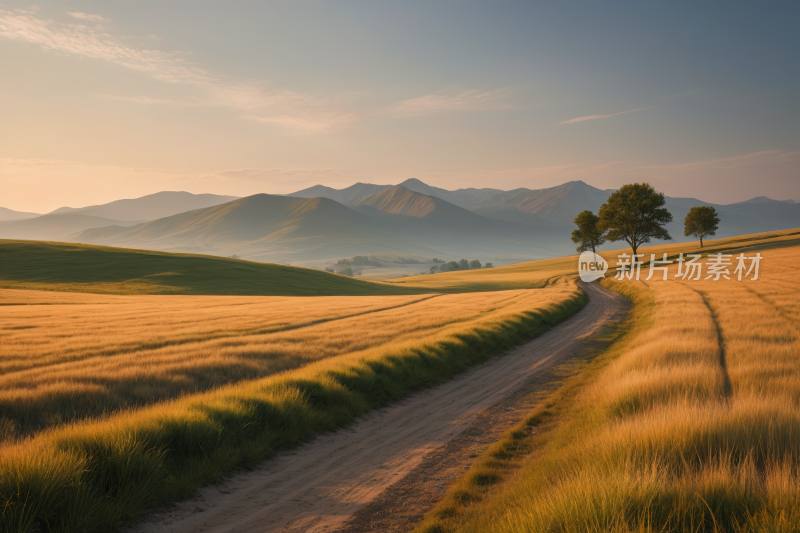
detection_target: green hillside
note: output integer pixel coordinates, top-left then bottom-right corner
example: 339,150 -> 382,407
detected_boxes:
0,240 -> 423,296
72,194 -> 437,262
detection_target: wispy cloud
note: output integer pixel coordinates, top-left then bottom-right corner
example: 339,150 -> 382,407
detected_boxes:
555,106 -> 652,125
0,9 -> 509,133
389,88 -> 512,118
0,8 -> 360,133
67,12 -> 112,24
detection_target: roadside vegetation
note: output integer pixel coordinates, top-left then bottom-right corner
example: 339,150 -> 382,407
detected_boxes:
0,243 -> 588,532
414,230 -> 800,533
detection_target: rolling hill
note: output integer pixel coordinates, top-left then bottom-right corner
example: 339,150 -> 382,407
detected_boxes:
73,189 -> 561,263
72,194 -> 440,263
0,239 -> 420,295
0,214 -> 142,241
49,191 -> 239,221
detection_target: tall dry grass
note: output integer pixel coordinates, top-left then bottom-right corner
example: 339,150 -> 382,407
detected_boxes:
0,285 -> 578,441
417,236 -> 800,533
0,266 -> 587,531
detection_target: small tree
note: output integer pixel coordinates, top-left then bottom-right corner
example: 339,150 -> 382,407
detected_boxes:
485,262 -> 493,268
458,259 -> 469,270
598,183 -> 673,260
429,265 -> 438,274
684,206 -> 720,248
570,210 -> 606,269
469,259 -> 482,269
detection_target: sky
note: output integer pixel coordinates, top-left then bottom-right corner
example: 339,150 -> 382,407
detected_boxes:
1,1 -> 798,213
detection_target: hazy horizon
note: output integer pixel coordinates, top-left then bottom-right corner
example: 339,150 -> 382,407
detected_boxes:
2,1 -> 798,212
2,178 -> 798,215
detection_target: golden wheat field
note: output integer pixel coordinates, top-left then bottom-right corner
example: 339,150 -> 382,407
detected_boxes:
0,270 -> 578,443
417,233 -> 800,532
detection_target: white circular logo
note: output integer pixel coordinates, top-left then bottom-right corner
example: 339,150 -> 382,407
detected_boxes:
578,251 -> 608,282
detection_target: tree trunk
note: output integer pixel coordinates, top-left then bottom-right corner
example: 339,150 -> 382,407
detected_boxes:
591,243 -> 598,270
700,237 -> 704,248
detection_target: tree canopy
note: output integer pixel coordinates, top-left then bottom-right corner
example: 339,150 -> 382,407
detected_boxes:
571,210 -> 606,255
684,206 -> 720,248
598,183 -> 673,258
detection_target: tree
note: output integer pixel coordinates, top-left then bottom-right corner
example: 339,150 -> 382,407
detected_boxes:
570,210 -> 606,269
598,183 -> 673,260
430,265 -> 438,274
458,259 -> 469,270
485,262 -> 493,268
432,258 -> 444,264
469,259 -> 482,269
441,261 -> 459,272
684,206 -> 720,248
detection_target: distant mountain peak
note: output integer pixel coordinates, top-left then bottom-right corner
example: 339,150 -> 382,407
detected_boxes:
353,185 -> 439,218
399,178 -> 428,186
732,196 -> 794,205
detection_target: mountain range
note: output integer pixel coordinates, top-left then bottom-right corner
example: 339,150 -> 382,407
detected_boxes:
47,191 -> 239,220
0,206 -> 41,222
73,187 -> 557,263
1,181 -> 798,266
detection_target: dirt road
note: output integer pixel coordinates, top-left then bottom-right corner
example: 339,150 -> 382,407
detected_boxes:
125,281 -> 627,533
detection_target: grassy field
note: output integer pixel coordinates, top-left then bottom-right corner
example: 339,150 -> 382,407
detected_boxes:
0,240 -> 588,532
0,240 -> 423,296
414,229 -> 800,533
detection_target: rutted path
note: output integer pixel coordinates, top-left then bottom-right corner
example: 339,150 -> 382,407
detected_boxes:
125,282 -> 628,533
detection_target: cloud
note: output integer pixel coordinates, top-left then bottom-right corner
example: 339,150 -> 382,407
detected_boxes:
389,88 -> 512,118
0,9 -> 509,133
0,8 -> 358,133
555,107 -> 652,125
67,12 -> 111,24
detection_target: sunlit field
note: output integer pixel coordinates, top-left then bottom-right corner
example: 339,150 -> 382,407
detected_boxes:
0,285 -> 577,441
0,240 -> 586,532
416,230 -> 800,532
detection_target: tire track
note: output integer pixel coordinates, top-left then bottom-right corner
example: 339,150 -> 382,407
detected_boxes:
690,287 -> 733,399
